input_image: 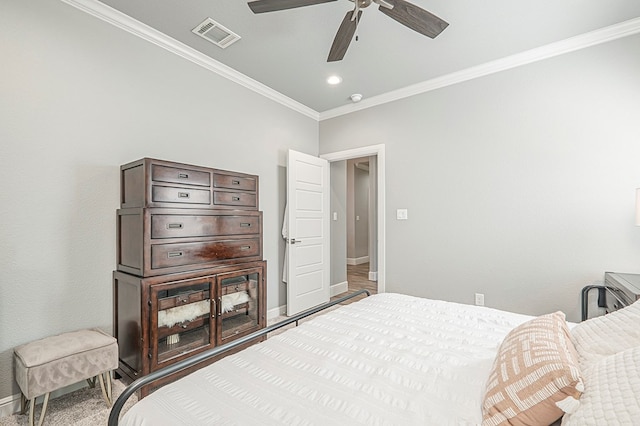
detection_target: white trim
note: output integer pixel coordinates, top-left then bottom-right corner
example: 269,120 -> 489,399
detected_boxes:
0,394 -> 20,418
346,256 -> 369,265
60,1 -> 640,122
267,304 -> 287,321
0,381 -> 90,418
319,17 -> 640,120
267,280 -> 346,320
59,0 -> 319,120
330,281 -> 348,297
321,144 -> 386,294
368,271 -> 378,281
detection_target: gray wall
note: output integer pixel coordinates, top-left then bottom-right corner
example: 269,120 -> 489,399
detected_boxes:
320,33 -> 640,322
0,0 -> 318,401
346,159 -> 370,261
353,163 -> 370,259
330,162 -> 347,285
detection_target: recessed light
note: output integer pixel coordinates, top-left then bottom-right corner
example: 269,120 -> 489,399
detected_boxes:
327,75 -> 342,85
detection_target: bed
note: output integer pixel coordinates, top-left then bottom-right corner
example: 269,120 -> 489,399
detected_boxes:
109,292 -> 640,426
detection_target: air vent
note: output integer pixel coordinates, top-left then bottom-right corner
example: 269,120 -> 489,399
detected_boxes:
192,18 -> 241,49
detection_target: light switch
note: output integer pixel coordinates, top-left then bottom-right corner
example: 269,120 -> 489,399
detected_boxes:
356,215 -> 360,221
333,212 -> 338,221
396,209 -> 408,220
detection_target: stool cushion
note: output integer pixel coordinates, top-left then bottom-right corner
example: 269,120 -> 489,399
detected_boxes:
14,328 -> 118,399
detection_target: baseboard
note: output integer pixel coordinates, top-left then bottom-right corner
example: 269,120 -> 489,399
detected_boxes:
331,281 -> 348,297
368,271 -> 378,281
0,393 -> 20,418
267,305 -> 287,321
267,281 -> 349,320
0,381 -> 89,418
346,256 -> 369,265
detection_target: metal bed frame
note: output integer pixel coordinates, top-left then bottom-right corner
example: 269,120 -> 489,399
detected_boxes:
580,284 -> 629,321
108,289 -> 371,426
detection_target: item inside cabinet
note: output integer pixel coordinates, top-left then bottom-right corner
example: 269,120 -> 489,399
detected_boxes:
220,276 -> 259,339
158,299 -> 210,328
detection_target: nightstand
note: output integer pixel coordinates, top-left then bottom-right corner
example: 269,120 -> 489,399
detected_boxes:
581,272 -> 640,321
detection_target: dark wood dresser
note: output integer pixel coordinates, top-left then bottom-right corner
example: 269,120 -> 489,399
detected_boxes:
113,158 -> 266,396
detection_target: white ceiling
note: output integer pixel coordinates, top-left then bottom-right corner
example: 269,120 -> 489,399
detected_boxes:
92,0 -> 640,115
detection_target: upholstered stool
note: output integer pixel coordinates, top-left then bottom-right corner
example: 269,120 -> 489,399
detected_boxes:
14,328 -> 118,426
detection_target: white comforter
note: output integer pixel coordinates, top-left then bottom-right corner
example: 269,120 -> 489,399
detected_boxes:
120,293 -> 533,426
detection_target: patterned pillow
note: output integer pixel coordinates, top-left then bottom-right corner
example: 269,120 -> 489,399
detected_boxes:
561,346 -> 640,425
482,312 -> 584,426
570,299 -> 640,369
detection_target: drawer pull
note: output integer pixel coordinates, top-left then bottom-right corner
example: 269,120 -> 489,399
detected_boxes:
240,245 -> 251,250
240,223 -> 251,228
178,192 -> 190,199
232,180 -> 240,185
232,196 -> 240,201
168,251 -> 183,258
178,173 -> 189,179
167,223 -> 184,229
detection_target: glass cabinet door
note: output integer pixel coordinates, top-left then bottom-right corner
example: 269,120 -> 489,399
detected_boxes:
217,267 -> 262,344
150,277 -> 215,368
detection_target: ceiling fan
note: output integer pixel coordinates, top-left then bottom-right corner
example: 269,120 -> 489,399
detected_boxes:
247,0 -> 449,62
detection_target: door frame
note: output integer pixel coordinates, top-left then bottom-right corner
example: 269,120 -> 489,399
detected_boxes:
321,144 -> 385,294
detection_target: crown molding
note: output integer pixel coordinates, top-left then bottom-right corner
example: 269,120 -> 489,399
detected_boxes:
58,0 -> 640,123
319,17 -> 640,121
60,0 -> 320,121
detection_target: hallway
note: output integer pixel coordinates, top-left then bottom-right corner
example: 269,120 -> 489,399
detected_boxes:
331,262 -> 377,305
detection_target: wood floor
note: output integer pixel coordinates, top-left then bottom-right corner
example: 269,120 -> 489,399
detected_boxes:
331,262 -> 377,305
269,263 -> 377,329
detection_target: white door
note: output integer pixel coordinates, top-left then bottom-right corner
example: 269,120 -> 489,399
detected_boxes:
286,149 -> 330,316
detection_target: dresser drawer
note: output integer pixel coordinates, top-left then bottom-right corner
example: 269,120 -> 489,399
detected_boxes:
213,173 -> 256,192
152,185 -> 211,205
117,208 -> 263,277
151,214 -> 260,239
152,164 -> 210,187
213,191 -> 257,208
121,158 -> 258,210
151,239 -> 261,270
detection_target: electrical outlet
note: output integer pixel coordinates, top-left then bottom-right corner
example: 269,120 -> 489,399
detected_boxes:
475,293 -> 485,306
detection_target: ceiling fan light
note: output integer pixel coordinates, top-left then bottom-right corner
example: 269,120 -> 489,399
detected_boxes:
327,75 -> 342,85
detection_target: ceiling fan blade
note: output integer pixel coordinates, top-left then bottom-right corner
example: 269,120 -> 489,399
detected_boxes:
378,0 -> 448,38
327,10 -> 362,62
248,0 -> 337,14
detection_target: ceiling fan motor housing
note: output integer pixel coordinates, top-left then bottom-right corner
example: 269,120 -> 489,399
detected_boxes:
249,0 -> 448,62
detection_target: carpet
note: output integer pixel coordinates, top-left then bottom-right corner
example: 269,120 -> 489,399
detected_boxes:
0,380 -> 137,426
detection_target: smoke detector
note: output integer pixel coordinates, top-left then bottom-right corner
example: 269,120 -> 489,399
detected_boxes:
192,18 -> 241,49
350,94 -> 363,103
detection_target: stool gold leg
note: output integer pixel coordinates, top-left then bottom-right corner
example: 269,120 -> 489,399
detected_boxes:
28,393 -> 50,426
37,393 -> 50,426
28,398 -> 35,426
106,371 -> 113,403
98,371 -> 113,407
20,393 -> 27,415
